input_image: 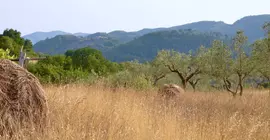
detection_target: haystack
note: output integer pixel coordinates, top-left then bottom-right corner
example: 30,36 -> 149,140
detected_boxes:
158,84 -> 185,99
0,59 -> 48,136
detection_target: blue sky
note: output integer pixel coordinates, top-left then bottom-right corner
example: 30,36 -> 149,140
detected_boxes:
1,0 -> 270,35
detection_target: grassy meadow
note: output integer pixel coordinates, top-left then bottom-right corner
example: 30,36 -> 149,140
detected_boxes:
5,84 -> 270,140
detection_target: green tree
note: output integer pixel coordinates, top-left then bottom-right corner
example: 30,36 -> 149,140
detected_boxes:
64,50 -> 74,57
1,29 -> 35,56
188,46 -> 209,91
67,47 -> 102,70
204,40 -> 233,91
37,55 -> 73,70
0,36 -> 14,51
23,39 -> 34,52
206,32 -> 253,96
229,31 -> 254,96
3,29 -> 24,46
65,47 -> 122,76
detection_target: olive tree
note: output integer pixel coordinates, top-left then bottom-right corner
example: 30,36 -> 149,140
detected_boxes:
122,59 -> 169,86
230,31 -> 254,96
147,56 -> 170,86
155,49 -> 203,90
251,22 -> 270,88
203,40 -> 233,91
205,31 -> 254,96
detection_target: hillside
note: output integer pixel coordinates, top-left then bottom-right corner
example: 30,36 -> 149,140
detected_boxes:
33,34 -> 120,55
104,29 -> 231,62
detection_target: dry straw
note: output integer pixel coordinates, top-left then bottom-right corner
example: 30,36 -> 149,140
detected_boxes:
0,59 -> 48,137
158,84 -> 185,99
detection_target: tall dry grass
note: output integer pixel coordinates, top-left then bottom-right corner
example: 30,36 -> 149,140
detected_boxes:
3,84 -> 270,140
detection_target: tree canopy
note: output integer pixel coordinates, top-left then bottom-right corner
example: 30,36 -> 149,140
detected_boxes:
0,29 -> 35,57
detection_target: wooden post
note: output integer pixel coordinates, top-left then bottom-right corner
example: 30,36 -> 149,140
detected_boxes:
9,46 -> 47,68
18,46 -> 26,67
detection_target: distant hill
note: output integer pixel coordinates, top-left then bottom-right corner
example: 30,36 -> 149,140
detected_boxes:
23,31 -> 90,44
23,31 -> 70,44
104,14 -> 270,44
33,34 -> 120,55
104,29 -> 231,62
27,14 -> 269,45
170,14 -> 270,42
170,21 -> 230,34
32,14 -> 270,62
107,28 -> 167,43
231,15 -> 270,42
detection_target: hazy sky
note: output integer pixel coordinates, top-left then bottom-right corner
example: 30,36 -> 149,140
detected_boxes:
1,0 -> 270,35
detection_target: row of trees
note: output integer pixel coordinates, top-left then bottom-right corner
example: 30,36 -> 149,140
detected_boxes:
120,24 -> 270,96
0,26 -> 269,96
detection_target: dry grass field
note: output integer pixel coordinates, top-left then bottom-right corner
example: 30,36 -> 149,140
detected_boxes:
3,84 -> 270,140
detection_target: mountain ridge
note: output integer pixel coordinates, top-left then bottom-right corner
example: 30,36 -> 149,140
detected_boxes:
33,33 -> 121,55
23,31 -> 90,44
24,14 -> 270,44
32,14 -> 270,62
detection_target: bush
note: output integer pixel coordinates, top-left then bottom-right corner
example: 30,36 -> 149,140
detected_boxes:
261,82 -> 270,88
27,48 -> 122,84
105,70 -> 153,90
27,63 -> 90,84
0,48 -> 15,59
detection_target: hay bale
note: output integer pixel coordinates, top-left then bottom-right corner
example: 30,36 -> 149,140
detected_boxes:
0,59 -> 48,136
158,84 -> 185,99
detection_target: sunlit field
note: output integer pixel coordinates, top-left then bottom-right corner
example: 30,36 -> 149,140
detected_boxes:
5,84 -> 270,140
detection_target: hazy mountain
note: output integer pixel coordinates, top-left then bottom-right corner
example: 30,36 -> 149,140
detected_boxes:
231,14 -> 270,42
27,14 -> 269,45
23,31 -> 70,44
104,29 -> 231,62
33,34 -> 120,55
103,14 -> 270,44
32,14 -> 270,62
23,31 -> 90,44
107,28 -> 167,43
170,21 -> 230,33
170,14 -> 270,42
